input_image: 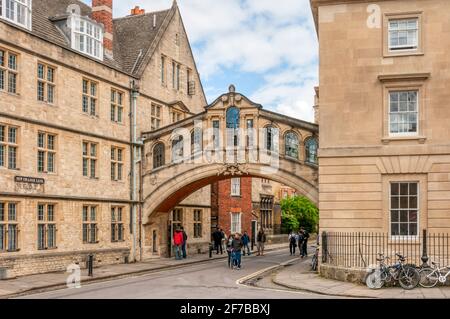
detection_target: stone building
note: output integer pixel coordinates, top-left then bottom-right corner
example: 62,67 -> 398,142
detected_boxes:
0,0 -> 211,278
311,0 -> 450,235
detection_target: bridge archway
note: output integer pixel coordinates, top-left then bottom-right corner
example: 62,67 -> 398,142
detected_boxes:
142,161 -> 318,225
139,86 -> 319,258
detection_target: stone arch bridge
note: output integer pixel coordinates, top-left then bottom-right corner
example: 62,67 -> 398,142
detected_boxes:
140,86 -> 319,257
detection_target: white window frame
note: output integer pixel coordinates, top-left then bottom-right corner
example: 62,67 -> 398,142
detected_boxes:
230,212 -> 241,234
231,178 -> 240,196
389,181 -> 420,239
388,90 -> 419,137
0,0 -> 32,30
388,18 -> 419,52
69,14 -> 104,61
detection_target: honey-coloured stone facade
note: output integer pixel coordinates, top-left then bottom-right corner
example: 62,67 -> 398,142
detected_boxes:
311,0 -> 450,234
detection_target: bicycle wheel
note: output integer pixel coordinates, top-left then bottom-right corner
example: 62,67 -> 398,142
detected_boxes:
311,255 -> 318,271
419,268 -> 439,288
398,266 -> 420,290
366,271 -> 384,289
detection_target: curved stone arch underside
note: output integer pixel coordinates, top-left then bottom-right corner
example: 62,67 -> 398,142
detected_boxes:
143,162 -> 318,225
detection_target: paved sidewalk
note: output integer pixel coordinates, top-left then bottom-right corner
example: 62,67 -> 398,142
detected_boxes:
273,257 -> 450,299
0,243 -> 287,299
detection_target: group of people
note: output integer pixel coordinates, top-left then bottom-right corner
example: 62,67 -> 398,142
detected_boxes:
173,226 -> 269,269
212,228 -> 267,270
288,227 -> 310,257
172,227 -> 188,260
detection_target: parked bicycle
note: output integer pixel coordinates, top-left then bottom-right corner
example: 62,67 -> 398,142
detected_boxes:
366,253 -> 420,290
311,246 -> 319,271
419,261 -> 450,288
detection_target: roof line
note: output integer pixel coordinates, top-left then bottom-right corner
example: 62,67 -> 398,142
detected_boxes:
112,9 -> 171,21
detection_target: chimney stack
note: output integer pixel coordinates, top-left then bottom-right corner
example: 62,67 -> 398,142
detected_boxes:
92,0 -> 113,57
130,6 -> 145,16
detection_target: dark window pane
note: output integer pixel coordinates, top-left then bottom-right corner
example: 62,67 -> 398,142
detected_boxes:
409,183 -> 418,195
391,223 -> 399,236
409,223 -> 418,236
391,211 -> 399,222
400,196 -> 409,209
400,183 -> 409,195
391,183 -> 399,196
409,210 -> 418,223
400,211 -> 408,222
391,196 -> 399,209
400,223 -> 408,236
409,196 -> 418,209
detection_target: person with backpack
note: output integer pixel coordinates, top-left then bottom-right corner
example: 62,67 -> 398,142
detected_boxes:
241,231 -> 251,256
289,231 -> 298,256
180,226 -> 188,259
300,227 -> 310,258
256,228 -> 266,256
231,233 -> 243,269
173,228 -> 184,260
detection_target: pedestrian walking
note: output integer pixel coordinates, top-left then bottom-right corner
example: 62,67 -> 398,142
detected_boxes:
231,233 -> 243,269
173,228 -> 184,260
297,230 -> 304,257
226,233 -> 233,268
289,231 -> 297,256
220,228 -> 226,253
256,228 -> 266,256
301,227 -> 310,258
212,227 -> 224,254
181,226 -> 188,259
241,231 -> 251,256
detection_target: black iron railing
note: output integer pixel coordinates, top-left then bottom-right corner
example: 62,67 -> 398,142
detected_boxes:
321,230 -> 450,269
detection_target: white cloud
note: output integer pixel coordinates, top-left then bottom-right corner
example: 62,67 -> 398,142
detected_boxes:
251,76 -> 317,122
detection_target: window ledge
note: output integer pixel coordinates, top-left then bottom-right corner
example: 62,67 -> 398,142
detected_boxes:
378,72 -> 430,83
37,100 -> 57,107
0,91 -> 20,98
384,51 -> 424,58
382,136 -> 426,144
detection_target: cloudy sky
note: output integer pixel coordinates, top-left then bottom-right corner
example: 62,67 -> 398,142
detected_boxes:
84,0 -> 318,122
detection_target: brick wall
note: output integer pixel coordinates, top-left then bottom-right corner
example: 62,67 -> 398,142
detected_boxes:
214,177 -> 254,239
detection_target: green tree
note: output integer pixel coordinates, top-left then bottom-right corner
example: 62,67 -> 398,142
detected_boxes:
280,196 -> 319,233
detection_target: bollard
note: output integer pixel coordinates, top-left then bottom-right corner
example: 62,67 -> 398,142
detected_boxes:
88,254 -> 94,277
209,243 -> 213,258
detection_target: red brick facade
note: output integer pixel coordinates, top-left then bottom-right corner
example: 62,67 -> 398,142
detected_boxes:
212,177 -> 254,239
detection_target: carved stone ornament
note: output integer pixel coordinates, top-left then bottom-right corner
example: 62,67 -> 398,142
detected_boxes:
217,164 -> 249,177
149,175 -> 158,186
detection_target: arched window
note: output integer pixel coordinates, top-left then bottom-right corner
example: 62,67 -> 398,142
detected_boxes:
153,143 -> 165,169
172,136 -> 184,162
265,126 -> 278,152
191,128 -> 202,155
305,137 -> 318,164
226,107 -> 240,147
285,132 -> 299,159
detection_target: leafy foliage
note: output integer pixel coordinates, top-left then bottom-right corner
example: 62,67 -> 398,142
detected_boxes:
281,196 -> 319,233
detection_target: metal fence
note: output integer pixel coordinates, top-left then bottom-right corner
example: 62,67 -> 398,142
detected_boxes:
321,230 -> 450,269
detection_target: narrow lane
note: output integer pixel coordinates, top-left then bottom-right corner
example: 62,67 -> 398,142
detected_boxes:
18,250 -> 332,299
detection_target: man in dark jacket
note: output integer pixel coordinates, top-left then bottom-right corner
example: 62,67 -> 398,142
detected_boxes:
297,230 -> 304,257
241,231 -> 251,256
212,228 -> 224,254
300,227 -> 310,258
231,233 -> 243,269
256,229 -> 266,256
181,226 -> 188,259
